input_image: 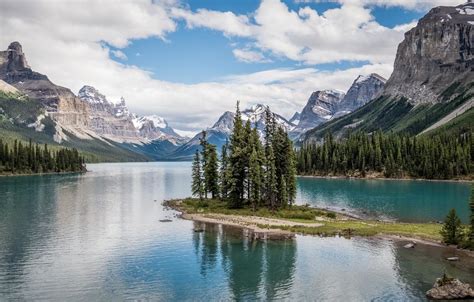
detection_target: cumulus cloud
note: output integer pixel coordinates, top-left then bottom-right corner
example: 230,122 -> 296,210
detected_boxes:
0,0 -> 437,133
295,0 -> 463,10
232,48 -> 271,63
175,0 -> 415,65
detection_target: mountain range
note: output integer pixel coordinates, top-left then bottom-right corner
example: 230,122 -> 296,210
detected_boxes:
303,2 -> 473,143
0,2 -> 472,161
0,42 -> 184,161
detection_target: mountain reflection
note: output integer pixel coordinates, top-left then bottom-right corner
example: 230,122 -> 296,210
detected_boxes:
192,222 -> 296,300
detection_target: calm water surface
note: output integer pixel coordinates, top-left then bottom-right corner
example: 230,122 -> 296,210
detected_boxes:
0,162 -> 472,301
297,177 -> 471,222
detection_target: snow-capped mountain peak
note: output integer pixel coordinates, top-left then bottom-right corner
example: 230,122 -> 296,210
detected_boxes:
78,85 -> 111,105
132,115 -> 167,130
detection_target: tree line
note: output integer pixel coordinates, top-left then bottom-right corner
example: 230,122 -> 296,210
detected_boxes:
0,139 -> 86,174
192,103 -> 297,210
297,131 -> 472,179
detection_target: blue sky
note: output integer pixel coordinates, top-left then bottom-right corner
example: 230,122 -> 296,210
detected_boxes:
3,0 -> 463,134
108,1 -> 426,84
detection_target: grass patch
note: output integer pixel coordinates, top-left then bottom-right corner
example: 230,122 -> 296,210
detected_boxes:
260,220 -> 443,241
166,198 -> 450,242
165,198 -> 336,220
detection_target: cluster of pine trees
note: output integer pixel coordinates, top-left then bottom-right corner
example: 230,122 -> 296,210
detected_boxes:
192,103 -> 297,210
0,139 -> 86,174
297,131 -> 472,179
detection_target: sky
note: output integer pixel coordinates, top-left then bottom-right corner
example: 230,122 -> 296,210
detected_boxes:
0,0 -> 466,136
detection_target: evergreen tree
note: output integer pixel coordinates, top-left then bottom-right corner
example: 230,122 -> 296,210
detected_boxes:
205,144 -> 220,199
228,101 -> 246,208
191,151 -> 204,200
440,208 -> 464,245
248,148 -> 262,210
199,130 -> 209,198
220,142 -> 230,200
264,144 -> 278,210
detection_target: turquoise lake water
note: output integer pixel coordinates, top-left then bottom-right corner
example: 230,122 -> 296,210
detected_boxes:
0,162 -> 472,301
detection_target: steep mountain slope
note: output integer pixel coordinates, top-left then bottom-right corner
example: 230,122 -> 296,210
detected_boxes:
0,91 -> 149,162
304,2 -> 474,142
78,85 -> 138,138
289,112 -> 301,125
0,42 -> 186,161
337,74 -> 386,113
295,90 -> 345,132
291,74 -> 385,139
169,104 -> 294,160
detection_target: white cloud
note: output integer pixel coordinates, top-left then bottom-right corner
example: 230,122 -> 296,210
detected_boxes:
295,0 -> 464,10
232,48 -> 271,63
171,7 -> 253,37
1,0 -> 435,133
175,0 -> 416,65
111,50 -> 128,60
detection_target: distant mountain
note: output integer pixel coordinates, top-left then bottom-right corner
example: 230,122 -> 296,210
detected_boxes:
291,74 -> 386,140
303,2 -> 474,142
0,42 -> 186,161
293,90 -> 345,134
169,104 -> 294,160
132,114 -> 186,144
337,74 -> 386,113
289,112 -> 300,125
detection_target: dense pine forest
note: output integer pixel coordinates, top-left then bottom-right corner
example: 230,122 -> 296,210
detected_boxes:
0,139 -> 86,175
192,103 -> 297,210
297,131 -> 473,180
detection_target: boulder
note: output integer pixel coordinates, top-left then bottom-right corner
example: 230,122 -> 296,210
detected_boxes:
426,275 -> 474,300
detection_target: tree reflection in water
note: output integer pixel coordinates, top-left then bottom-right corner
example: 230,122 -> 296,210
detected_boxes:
192,222 -> 296,300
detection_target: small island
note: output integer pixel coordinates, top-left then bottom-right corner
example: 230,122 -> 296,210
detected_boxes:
167,103 -> 474,250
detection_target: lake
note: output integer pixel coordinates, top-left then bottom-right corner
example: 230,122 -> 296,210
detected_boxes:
0,162 -> 472,301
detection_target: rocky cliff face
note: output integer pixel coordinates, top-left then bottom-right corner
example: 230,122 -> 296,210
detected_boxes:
303,3 -> 474,142
78,85 -> 138,138
383,2 -> 474,103
289,112 -> 300,125
295,90 -> 345,132
338,74 -> 386,112
0,42 -> 90,127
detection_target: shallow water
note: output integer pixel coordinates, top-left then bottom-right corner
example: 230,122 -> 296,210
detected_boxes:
0,162 -> 472,301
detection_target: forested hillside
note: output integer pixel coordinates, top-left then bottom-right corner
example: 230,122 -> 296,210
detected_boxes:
297,131 -> 473,180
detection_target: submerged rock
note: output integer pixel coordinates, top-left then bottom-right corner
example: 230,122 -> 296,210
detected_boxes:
404,242 -> 416,249
446,257 -> 459,261
426,275 -> 474,300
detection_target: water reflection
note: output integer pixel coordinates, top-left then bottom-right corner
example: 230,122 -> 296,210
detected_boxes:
1,163 -> 473,301
192,222 -> 296,301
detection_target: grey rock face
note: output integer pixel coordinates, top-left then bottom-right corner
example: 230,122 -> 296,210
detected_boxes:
296,90 -> 345,132
338,74 -> 386,112
0,42 -> 90,127
78,86 -> 138,138
290,74 -> 386,140
383,2 -> 474,104
289,112 -> 301,125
